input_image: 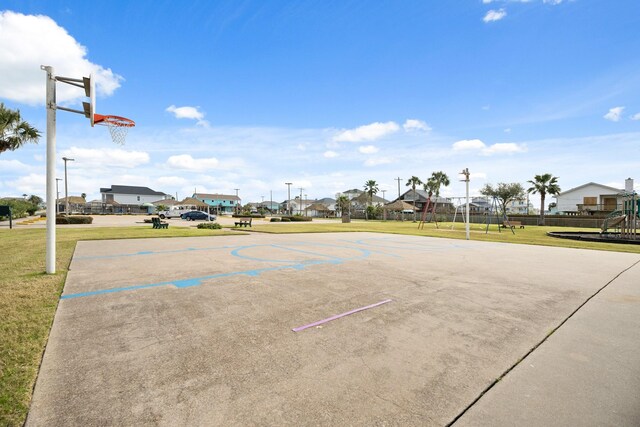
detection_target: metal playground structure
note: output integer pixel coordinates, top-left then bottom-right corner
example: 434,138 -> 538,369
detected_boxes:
600,190 -> 639,240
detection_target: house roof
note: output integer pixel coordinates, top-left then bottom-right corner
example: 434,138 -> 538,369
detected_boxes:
151,199 -> 179,206
177,197 -> 209,207
100,185 -> 167,196
557,182 -> 622,196
315,197 -> 336,204
58,196 -> 86,204
307,203 -> 331,211
193,193 -> 240,201
384,200 -> 415,211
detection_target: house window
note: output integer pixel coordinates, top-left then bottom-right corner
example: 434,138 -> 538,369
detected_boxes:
137,196 -> 140,201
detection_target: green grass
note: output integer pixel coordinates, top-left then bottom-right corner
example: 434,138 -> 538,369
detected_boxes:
1,220 -> 638,425
0,226 -> 238,426
248,220 -> 640,254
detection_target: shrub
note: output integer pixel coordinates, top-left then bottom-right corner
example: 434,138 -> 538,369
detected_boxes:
280,217 -> 291,222
197,222 -> 222,229
56,215 -> 93,224
232,214 -> 265,218
270,217 -> 281,222
283,216 -> 312,222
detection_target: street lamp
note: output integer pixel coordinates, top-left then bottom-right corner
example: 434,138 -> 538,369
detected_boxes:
234,188 -> 240,214
299,187 -> 304,215
460,168 -> 470,240
62,157 -> 75,215
285,182 -> 292,215
55,178 -> 62,216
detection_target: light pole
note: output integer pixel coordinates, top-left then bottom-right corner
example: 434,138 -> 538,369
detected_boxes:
270,190 -> 273,216
381,189 -> 386,202
395,177 -> 402,199
285,182 -> 292,215
299,188 -> 304,215
234,188 -> 239,214
55,178 -> 62,216
460,168 -> 470,240
62,157 -> 75,215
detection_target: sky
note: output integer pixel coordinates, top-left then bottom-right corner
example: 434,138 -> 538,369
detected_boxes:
1,0 -> 639,208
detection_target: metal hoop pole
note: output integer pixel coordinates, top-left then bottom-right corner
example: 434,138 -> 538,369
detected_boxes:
43,65 -> 57,274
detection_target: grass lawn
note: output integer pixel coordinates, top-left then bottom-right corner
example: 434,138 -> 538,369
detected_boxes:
1,221 -> 638,425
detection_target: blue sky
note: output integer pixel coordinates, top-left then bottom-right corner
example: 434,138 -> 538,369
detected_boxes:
1,0 -> 639,207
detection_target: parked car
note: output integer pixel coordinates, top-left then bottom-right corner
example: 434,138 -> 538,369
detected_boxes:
180,210 -> 217,221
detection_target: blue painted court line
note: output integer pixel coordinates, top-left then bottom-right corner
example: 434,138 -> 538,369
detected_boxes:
62,243 -> 373,300
73,244 -> 245,261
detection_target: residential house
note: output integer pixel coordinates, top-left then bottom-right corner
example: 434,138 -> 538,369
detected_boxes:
100,185 -> 170,205
396,189 -> 454,213
192,193 -> 241,214
506,199 -> 537,215
554,182 -> 623,214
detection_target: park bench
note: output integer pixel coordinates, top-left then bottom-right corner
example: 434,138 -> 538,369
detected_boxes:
234,217 -> 252,227
152,217 -> 169,229
502,220 -> 524,229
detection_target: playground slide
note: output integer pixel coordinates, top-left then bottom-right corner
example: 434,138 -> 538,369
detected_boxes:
601,215 -> 626,233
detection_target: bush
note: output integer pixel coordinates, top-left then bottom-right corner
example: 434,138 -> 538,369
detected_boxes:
232,214 -> 265,218
270,217 -> 281,222
197,222 -> 222,229
282,216 -> 312,222
56,215 -> 93,224
280,217 -> 291,222
0,198 -> 34,219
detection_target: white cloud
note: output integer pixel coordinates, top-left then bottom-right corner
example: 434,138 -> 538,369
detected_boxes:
166,105 -> 208,126
451,139 -> 526,155
483,9 -> 507,22
358,145 -> 379,154
61,147 -> 149,168
631,112 -> 640,121
504,128 -> 512,133
403,119 -> 431,132
604,106 -> 624,122
333,121 -> 400,142
0,11 -> 122,105
364,157 -> 393,167
166,154 -> 219,170
5,173 -> 47,195
471,172 -> 487,180
156,176 -> 188,186
0,159 -> 30,172
452,139 -> 487,151
481,142 -> 527,155
543,0 -> 563,4
323,150 -> 338,158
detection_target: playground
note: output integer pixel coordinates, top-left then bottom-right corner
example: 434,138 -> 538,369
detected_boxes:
26,232 -> 640,426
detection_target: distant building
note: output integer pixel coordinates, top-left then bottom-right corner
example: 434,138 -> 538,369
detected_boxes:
100,185 -> 170,205
554,182 -> 623,214
192,193 -> 241,214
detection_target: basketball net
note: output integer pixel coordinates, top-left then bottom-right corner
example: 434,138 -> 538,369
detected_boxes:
94,115 -> 135,145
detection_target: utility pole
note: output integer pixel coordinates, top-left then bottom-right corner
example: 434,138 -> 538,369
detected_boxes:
234,188 -> 239,214
55,178 -> 62,216
285,182 -> 292,215
270,190 -> 273,216
381,189 -> 386,202
460,168 -> 470,240
395,177 -> 402,199
62,157 -> 75,215
299,188 -> 304,215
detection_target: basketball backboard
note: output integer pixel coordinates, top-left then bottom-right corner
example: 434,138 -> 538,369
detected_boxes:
81,73 -> 95,126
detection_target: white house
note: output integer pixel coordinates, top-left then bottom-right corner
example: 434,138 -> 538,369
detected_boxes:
100,185 -> 171,205
554,182 -> 623,214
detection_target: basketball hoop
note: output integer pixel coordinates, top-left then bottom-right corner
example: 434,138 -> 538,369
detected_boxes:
94,114 -> 135,145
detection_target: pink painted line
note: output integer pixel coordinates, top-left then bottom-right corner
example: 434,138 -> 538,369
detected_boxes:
292,299 -> 393,332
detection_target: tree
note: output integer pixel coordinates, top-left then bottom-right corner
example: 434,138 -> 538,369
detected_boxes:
426,171 -> 450,198
336,195 -> 350,217
480,182 -> 525,216
406,176 -> 423,221
363,180 -> 379,219
81,193 -> 87,200
27,195 -> 43,207
363,180 -> 379,205
0,103 -> 40,153
527,174 -> 560,226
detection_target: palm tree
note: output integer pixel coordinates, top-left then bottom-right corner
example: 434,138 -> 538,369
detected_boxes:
364,180 -> 379,205
423,171 -> 450,217
0,103 -> 40,153
527,173 -> 560,226
406,176 -> 423,221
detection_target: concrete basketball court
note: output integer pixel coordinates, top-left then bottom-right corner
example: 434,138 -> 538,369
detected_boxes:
27,232 -> 640,426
